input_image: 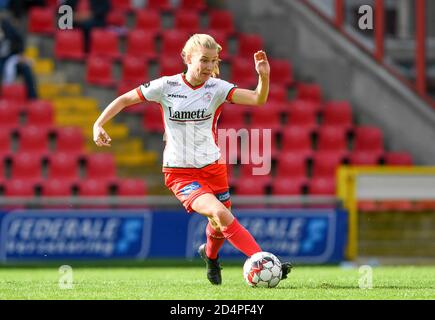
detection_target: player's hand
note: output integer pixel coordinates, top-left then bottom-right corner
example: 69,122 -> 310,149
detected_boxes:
93,125 -> 112,147
254,50 -> 270,78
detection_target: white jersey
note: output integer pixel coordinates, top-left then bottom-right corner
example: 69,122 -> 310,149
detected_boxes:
137,73 -> 237,169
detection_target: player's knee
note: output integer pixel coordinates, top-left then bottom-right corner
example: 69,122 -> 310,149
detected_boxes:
208,218 -> 221,232
210,207 -> 232,227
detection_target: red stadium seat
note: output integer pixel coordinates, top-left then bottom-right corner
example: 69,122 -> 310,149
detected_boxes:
288,100 -> 319,131
4,179 -> 36,196
160,30 -> 190,56
118,81 -> 138,96
16,126 -> 50,155
180,0 -> 207,12
86,57 -> 115,87
316,126 -> 348,156
230,56 -> 258,88
54,127 -> 85,155
0,100 -> 20,130
10,152 -> 43,180
89,29 -> 121,61
308,176 -> 336,195
271,177 -> 305,195
45,0 -> 59,9
121,55 -> 149,85
135,10 -> 162,36
116,179 -> 148,196
111,0 -> 133,12
106,10 -> 127,27
237,34 -> 264,57
219,104 -> 247,129
239,163 -> 273,181
322,101 -> 353,131
208,10 -> 235,35
40,178 -> 74,197
383,152 -> 413,166
233,176 -> 268,195
25,100 -> 54,126
275,152 -> 308,180
263,101 -> 286,114
0,129 -> 12,157
143,104 -> 165,133
348,150 -> 381,165
158,56 -> 185,77
54,30 -> 85,61
174,10 -> 200,34
291,99 -> 322,114
47,153 -> 80,181
353,126 -> 384,154
28,7 -> 55,34
311,151 -> 344,178
78,178 -> 110,196
1,83 -> 27,102
269,59 -> 294,87
126,29 -> 157,61
296,83 -> 322,103
280,126 -> 313,158
249,108 -> 282,131
147,0 -> 173,11
268,84 -> 288,102
245,129 -> 279,161
84,153 -> 117,180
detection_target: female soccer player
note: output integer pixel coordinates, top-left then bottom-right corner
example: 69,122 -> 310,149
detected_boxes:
93,34 -> 291,285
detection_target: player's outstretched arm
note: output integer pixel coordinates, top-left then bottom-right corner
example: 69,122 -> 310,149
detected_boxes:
231,50 -> 270,106
93,89 -> 142,147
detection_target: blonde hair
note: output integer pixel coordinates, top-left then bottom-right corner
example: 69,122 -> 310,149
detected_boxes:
181,34 -> 222,77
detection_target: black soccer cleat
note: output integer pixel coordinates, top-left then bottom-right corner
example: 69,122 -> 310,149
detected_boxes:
281,261 -> 293,280
198,243 -> 222,285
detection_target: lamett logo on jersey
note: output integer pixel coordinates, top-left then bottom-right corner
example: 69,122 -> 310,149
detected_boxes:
168,107 -> 212,121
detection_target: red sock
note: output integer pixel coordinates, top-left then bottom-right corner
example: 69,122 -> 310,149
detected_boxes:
205,223 -> 225,260
221,218 -> 261,257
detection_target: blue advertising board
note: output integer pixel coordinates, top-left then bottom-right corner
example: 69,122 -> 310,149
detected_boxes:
0,208 -> 347,263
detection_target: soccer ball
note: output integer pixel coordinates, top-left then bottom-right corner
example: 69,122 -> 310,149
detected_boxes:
243,252 -> 282,288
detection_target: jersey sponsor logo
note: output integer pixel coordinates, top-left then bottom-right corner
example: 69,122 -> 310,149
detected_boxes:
168,107 -> 212,121
216,191 -> 230,202
143,82 -> 150,88
204,83 -> 217,89
167,93 -> 187,99
180,181 -> 202,196
167,80 -> 181,87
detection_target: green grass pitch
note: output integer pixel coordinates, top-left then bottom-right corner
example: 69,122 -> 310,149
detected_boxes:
1,262 -> 435,300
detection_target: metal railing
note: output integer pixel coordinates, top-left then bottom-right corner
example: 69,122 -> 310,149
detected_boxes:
302,0 -> 433,107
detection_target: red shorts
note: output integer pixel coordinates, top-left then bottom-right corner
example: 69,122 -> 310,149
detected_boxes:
164,163 -> 231,213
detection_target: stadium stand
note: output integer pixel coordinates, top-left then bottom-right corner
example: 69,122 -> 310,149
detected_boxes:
0,0 -> 420,204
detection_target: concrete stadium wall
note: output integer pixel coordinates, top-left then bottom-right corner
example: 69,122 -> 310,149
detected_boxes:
226,0 -> 435,164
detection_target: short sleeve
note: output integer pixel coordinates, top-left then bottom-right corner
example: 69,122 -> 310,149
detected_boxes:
136,78 -> 164,103
217,79 -> 237,104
